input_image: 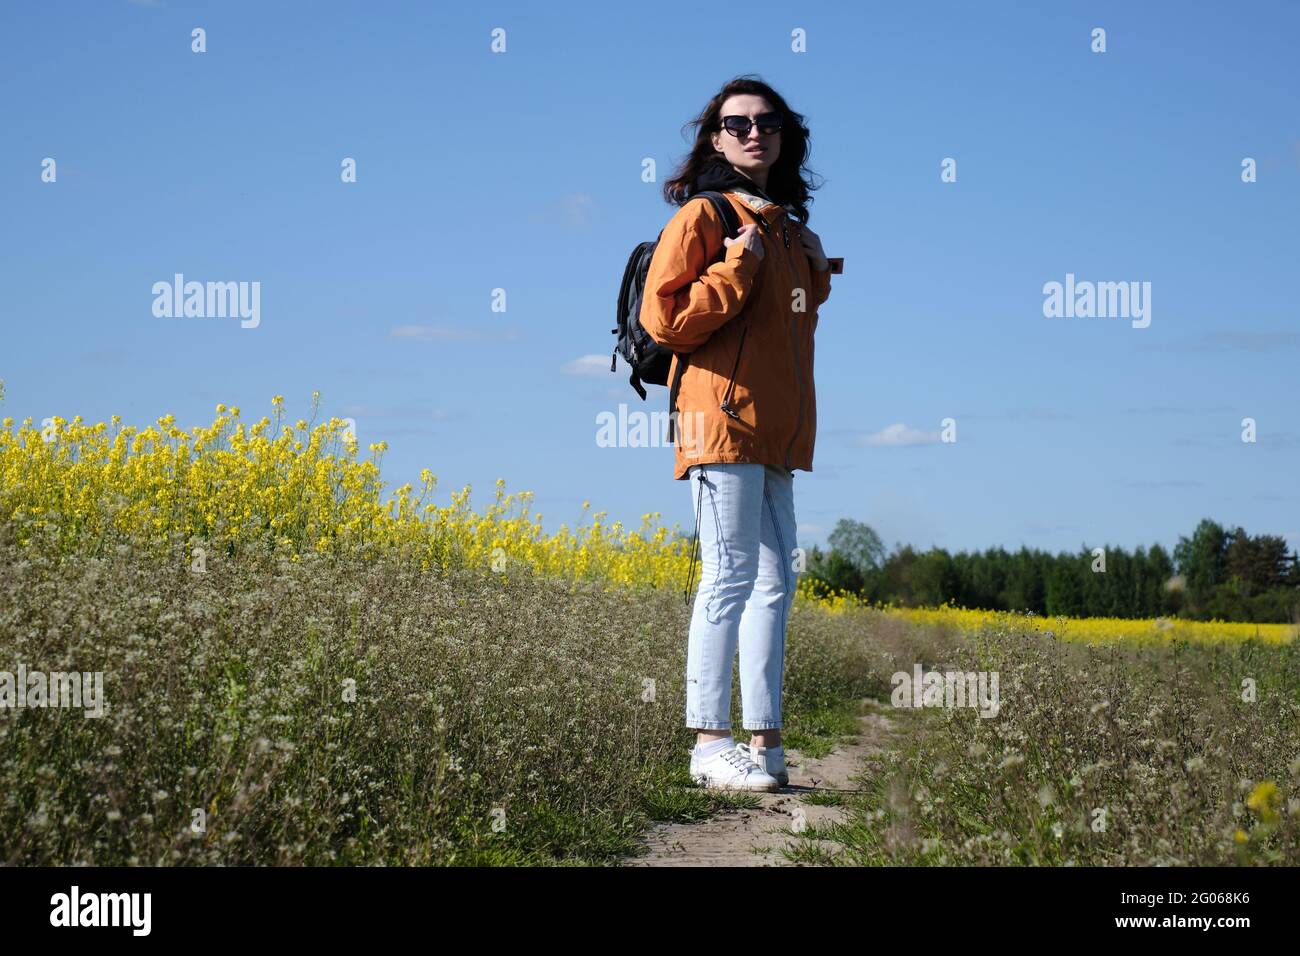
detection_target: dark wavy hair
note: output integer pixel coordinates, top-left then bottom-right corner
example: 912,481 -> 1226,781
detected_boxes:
662,75 -> 824,224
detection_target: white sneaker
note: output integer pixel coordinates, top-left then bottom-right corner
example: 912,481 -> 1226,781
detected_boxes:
690,742 -> 780,792
738,741 -> 788,786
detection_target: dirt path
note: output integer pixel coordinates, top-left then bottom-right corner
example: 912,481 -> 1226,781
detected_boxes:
626,698 -> 894,866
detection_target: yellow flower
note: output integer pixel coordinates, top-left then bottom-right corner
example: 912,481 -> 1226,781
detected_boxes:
1246,781 -> 1281,823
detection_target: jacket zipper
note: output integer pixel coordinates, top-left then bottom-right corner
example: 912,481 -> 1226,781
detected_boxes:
718,208 -> 771,421
714,201 -> 808,459
714,204 -> 808,463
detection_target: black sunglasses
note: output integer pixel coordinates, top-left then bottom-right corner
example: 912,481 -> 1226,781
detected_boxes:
720,113 -> 782,137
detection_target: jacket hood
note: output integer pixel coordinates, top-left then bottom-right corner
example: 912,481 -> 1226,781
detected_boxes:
691,156 -> 786,216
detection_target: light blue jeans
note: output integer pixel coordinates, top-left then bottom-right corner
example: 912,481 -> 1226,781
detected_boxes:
684,462 -> 797,731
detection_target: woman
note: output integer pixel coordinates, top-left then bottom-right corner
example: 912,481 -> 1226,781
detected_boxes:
640,76 -> 832,791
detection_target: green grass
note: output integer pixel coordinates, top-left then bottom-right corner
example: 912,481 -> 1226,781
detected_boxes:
814,620 -> 1300,866
0,521 -> 883,865
8,514 -> 1296,866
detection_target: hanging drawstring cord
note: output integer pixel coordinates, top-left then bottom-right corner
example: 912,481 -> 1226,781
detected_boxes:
684,466 -> 706,605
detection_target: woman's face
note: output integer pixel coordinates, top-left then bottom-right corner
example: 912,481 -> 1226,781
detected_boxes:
710,94 -> 781,179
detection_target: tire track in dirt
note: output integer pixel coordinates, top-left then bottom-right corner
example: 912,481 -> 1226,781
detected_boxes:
626,698 -> 895,866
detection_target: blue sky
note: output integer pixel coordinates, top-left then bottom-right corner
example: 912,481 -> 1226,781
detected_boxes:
3,0 -> 1297,558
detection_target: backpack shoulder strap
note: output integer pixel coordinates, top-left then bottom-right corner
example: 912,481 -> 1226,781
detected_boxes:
690,190 -> 744,242
686,190 -> 752,267
695,190 -> 742,239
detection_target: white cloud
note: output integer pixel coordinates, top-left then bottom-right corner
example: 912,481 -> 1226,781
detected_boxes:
857,423 -> 940,447
563,354 -> 613,377
527,193 -> 597,227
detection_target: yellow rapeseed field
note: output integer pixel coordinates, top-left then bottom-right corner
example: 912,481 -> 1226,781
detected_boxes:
884,602 -> 1297,646
0,394 -> 689,590
2,394 -> 1293,646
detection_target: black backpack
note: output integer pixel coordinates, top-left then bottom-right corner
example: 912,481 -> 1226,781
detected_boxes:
610,191 -> 744,400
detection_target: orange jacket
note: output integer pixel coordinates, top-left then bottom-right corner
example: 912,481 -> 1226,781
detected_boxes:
639,188 -> 831,480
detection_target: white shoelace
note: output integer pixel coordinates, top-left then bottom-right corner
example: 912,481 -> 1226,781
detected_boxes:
720,746 -> 763,775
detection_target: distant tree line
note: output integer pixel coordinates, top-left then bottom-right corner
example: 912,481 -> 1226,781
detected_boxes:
803,518 -> 1300,623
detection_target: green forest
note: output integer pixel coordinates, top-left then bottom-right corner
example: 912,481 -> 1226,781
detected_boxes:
803,517 -> 1300,623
